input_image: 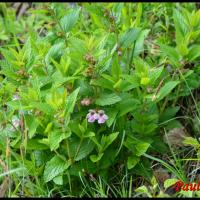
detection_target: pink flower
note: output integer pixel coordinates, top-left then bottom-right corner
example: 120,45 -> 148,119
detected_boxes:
81,98 -> 92,106
86,109 -> 109,124
97,110 -> 108,124
86,109 -> 99,123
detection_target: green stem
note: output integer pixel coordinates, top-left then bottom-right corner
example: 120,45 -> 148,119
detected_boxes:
66,140 -> 72,161
160,97 -> 168,114
172,84 -> 181,107
128,42 -> 135,74
126,48 -> 130,73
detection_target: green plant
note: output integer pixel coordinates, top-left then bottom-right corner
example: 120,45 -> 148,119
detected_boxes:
0,2 -> 200,197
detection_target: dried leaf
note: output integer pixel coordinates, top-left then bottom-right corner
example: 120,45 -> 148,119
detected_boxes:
163,127 -> 189,148
0,177 -> 9,197
154,167 -> 170,186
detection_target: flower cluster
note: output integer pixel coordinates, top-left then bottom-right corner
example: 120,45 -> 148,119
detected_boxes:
81,98 -> 92,106
86,109 -> 108,124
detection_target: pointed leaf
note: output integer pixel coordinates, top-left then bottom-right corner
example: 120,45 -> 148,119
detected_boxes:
90,153 -> 104,163
44,156 -> 70,182
49,131 -> 71,151
159,44 -> 181,67
156,81 -> 179,102
60,8 -> 81,33
127,155 -> 140,169
65,87 -> 80,117
95,93 -> 121,106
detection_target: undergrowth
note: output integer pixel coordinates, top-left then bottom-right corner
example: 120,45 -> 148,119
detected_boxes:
0,2 -> 200,197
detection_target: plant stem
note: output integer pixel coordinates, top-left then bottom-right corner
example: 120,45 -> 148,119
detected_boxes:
128,42 -> 135,74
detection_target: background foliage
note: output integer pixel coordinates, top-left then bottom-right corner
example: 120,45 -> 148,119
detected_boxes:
0,2 -> 200,197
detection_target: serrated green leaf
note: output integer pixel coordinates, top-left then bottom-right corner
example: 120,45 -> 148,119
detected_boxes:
13,139 -> 49,150
120,28 -> 141,48
31,102 -> 55,114
159,106 -> 180,123
24,115 -> 39,138
43,156 -> 70,182
149,66 -> 164,84
159,44 -> 181,67
118,98 -> 140,117
134,29 -> 150,56
6,101 -> 31,111
101,132 -> 119,151
91,78 -> 114,90
67,137 -> 95,161
134,57 -> 149,76
188,45 -> 200,61
173,8 -> 188,38
49,131 -> 71,151
60,8 -> 81,33
177,42 -> 189,57
65,87 -> 80,117
95,93 -> 121,106
45,42 -> 64,64
156,81 -> 179,102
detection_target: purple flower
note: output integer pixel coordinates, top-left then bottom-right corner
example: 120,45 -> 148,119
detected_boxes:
86,109 -> 99,123
86,109 -> 109,124
97,110 -> 108,124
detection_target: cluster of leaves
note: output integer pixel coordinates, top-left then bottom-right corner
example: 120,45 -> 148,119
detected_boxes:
0,3 -> 200,197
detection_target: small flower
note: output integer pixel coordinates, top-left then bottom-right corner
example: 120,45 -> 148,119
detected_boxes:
12,94 -> 20,101
86,109 -> 99,123
81,98 -> 92,106
97,110 -> 108,124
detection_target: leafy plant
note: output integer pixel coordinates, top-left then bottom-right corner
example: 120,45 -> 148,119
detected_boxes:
0,2 -> 200,198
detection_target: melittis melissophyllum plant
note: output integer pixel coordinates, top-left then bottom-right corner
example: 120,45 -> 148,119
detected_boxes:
0,3 -> 200,194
